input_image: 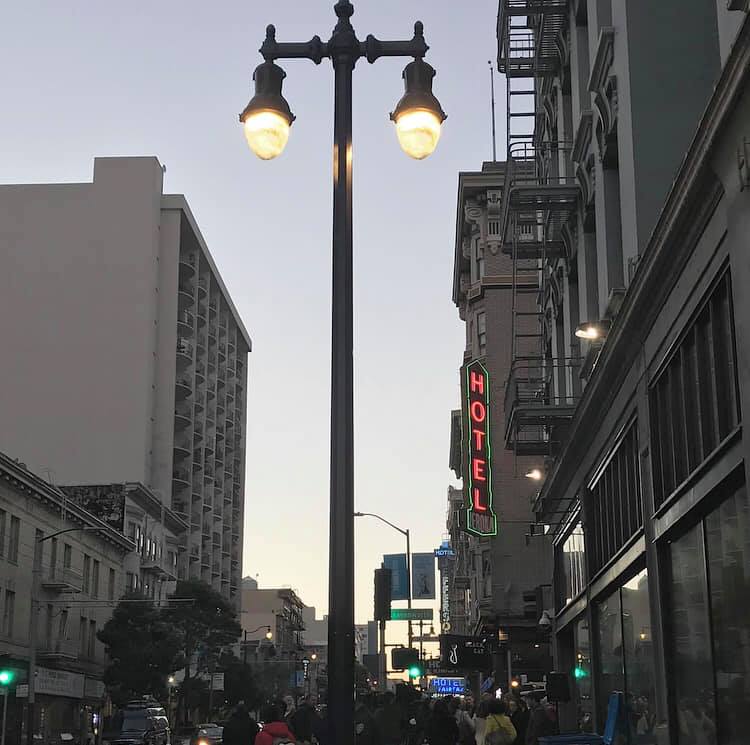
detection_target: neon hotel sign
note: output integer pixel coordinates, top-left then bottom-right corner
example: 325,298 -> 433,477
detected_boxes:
464,360 -> 497,537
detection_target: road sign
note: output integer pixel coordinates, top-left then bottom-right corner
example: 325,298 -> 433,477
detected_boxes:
390,608 -> 433,621
14,685 -> 27,698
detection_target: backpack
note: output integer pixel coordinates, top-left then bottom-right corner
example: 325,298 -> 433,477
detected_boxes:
485,716 -> 515,745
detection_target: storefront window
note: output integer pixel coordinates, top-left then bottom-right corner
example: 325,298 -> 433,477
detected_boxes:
597,588 -> 625,725
560,522 -> 586,609
594,569 -> 657,742
622,570 -> 657,741
574,616 -> 594,732
706,484 -> 750,744
669,481 -> 750,745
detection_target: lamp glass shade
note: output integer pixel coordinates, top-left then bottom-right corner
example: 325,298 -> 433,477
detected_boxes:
574,324 -> 600,340
394,108 -> 442,160
243,110 -> 290,160
265,630 -> 273,640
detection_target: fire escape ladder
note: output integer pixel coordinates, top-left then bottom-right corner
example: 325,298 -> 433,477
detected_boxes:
499,0 -> 582,458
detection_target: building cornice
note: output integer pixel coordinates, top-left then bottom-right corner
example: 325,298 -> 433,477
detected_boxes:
0,454 -> 134,552
537,15 -> 750,522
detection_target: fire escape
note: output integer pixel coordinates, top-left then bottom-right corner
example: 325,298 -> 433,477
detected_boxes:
498,0 -> 581,457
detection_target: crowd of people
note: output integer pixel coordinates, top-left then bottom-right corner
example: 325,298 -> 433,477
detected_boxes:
220,689 -> 559,745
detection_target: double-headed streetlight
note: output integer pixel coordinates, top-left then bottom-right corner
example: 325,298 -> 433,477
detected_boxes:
240,3 -> 445,741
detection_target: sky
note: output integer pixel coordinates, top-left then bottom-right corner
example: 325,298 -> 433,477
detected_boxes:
0,0 -> 504,626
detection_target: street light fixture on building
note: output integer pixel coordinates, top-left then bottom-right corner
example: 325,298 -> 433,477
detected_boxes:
574,319 -> 611,341
525,468 -> 544,481
241,5 -> 444,740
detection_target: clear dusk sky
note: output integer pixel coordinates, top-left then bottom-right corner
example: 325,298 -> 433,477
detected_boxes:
0,0 -> 504,625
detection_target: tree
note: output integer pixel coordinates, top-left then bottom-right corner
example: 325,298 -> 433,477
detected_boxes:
97,593 -> 182,704
162,580 -> 242,719
219,652 -> 261,709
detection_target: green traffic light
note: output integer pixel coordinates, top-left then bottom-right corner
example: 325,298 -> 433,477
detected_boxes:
408,665 -> 423,679
0,671 -> 13,686
573,666 -> 587,680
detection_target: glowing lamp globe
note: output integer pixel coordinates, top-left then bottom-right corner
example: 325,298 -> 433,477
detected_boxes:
240,61 -> 295,161
390,59 -> 446,160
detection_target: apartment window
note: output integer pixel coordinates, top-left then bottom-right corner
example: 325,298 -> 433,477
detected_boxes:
128,522 -> 137,542
58,609 -> 69,649
589,422 -> 642,576
0,509 -> 6,557
2,591 -> 15,637
88,620 -> 96,659
79,617 -> 87,657
63,543 -> 72,569
108,568 -> 116,600
8,516 -> 19,564
49,538 -> 58,579
83,554 -> 91,594
650,270 -> 740,507
92,560 -> 100,598
477,311 -> 487,355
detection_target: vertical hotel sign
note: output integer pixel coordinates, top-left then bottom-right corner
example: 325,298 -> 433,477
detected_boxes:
464,360 -> 497,536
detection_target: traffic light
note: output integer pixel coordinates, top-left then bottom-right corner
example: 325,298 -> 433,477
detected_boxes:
391,647 -> 419,671
407,663 -> 424,680
573,665 -> 588,680
374,567 -> 392,622
0,670 -> 13,686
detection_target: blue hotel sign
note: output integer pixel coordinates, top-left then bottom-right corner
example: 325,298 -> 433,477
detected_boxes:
429,677 -> 467,696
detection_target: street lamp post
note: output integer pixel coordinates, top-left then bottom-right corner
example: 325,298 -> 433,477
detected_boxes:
240,3 -> 444,742
354,512 -> 412,648
242,626 -> 273,667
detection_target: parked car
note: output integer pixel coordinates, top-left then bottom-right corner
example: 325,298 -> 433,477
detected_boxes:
102,700 -> 171,745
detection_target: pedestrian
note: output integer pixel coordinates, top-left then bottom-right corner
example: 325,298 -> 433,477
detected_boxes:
484,700 -> 516,745
474,697 -> 492,745
256,702 -> 296,745
426,698 -> 460,745
525,698 -> 556,745
354,694 -> 381,745
374,691 -> 402,745
507,699 -> 528,745
454,698 -> 476,745
222,703 -> 260,745
289,696 -> 319,745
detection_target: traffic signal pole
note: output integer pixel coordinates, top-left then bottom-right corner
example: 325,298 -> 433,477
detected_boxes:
1,687 -> 7,745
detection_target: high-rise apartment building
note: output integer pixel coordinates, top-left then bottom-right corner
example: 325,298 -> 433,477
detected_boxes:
449,164 -> 553,685
0,157 -> 251,600
493,0 -> 750,739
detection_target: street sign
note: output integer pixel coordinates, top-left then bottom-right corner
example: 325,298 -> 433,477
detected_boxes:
15,685 -> 28,699
390,608 -> 433,621
210,673 -> 224,691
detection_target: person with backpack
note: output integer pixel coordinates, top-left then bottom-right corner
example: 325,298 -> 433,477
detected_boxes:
256,702 -> 296,745
222,703 -> 259,745
484,700 -> 516,745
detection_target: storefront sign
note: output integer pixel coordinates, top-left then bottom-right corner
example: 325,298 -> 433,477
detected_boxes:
464,361 -> 497,536
440,635 -> 492,672
429,677 -> 467,696
434,546 -> 456,559
36,667 -> 84,698
440,572 -> 450,631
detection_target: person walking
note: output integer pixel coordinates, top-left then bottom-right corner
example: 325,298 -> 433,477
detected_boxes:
484,700 -> 516,745
289,696 -> 319,745
426,699 -> 460,745
222,703 -> 259,745
374,692 -> 402,745
256,702 -> 296,745
507,699 -> 529,745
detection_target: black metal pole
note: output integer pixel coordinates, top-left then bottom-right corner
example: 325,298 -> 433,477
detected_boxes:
328,3 -> 356,744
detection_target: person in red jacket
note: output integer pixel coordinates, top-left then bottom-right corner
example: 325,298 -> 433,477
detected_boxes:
256,702 -> 296,745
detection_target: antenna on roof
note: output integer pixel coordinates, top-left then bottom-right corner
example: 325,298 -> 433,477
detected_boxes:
488,61 -> 498,162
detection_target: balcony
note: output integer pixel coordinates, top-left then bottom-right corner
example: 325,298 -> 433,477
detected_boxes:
178,310 -> 195,337
38,640 -> 78,663
174,406 -> 191,431
178,289 -> 195,311
198,277 -> 209,298
189,544 -> 200,562
180,251 -> 197,276
173,467 -> 191,488
176,339 -> 194,364
173,500 -> 189,519
41,566 -> 83,593
174,443 -> 191,462
175,377 -> 192,400
504,357 -> 581,456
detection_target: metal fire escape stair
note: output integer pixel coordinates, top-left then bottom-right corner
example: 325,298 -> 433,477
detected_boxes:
498,0 -> 581,458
